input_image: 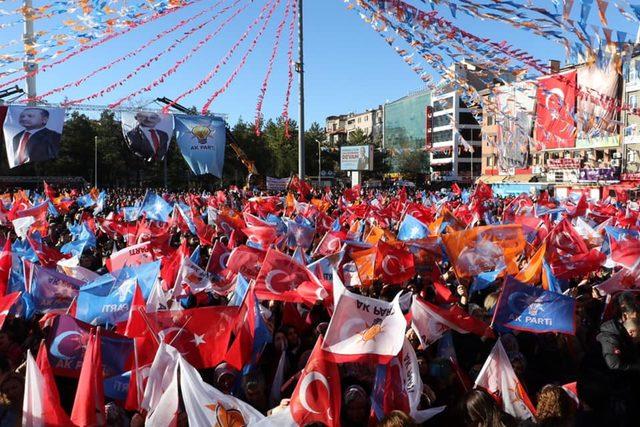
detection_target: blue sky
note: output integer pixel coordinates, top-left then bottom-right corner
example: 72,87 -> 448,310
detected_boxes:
0,0 -> 637,128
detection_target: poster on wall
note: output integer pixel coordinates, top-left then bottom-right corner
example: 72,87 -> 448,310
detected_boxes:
575,62 -> 620,149
174,114 -> 226,177
534,71 -> 577,150
495,81 -> 536,174
340,145 -> 374,171
3,105 -> 65,168
121,111 -> 174,161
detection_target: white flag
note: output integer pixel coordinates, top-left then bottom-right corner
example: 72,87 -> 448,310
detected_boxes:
13,216 -> 35,239
474,339 -> 534,420
410,295 -> 452,348
172,257 -> 211,298
22,350 -> 45,427
179,357 -> 265,426
146,362 -> 179,427
141,343 -> 180,413
323,275 -> 406,362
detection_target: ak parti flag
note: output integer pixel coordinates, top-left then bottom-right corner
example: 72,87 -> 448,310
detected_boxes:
290,336 -> 341,427
475,339 -> 535,420
322,276 -> 406,363
442,225 -> 525,278
492,277 -> 576,335
70,329 -> 106,427
350,246 -> 377,286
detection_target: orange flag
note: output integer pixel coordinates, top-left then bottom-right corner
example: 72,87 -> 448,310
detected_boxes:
351,246 -> 377,286
514,243 -> 546,285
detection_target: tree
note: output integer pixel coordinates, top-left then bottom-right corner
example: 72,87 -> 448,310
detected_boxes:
346,128 -> 370,146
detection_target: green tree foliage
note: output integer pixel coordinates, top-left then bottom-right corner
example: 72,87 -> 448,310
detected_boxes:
346,128 -> 370,146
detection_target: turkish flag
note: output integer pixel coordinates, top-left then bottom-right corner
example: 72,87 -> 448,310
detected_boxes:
225,245 -> 266,280
106,241 -> 155,272
242,225 -> 279,248
0,239 -> 11,296
144,306 -> 238,369
205,240 -> 230,276
160,241 -> 187,291
254,249 -> 322,302
313,230 -> 346,257
97,213 -> 127,239
70,329 -> 106,427
547,220 -> 604,279
610,234 -> 640,270
290,337 -> 341,427
534,71 -> 577,150
193,213 -> 216,246
27,235 -> 67,268
375,241 -> 415,284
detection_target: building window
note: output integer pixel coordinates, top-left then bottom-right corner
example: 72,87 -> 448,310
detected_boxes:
459,128 -> 482,141
433,115 -> 451,128
364,116 -> 368,122
630,95 -> 638,110
434,98 -> 453,111
630,60 -> 638,83
458,112 -> 479,125
486,114 -> 495,126
432,130 -> 453,143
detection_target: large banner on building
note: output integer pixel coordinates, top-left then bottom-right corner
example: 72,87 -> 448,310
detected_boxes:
340,145 -> 374,171
575,62 -> 620,149
4,105 -> 65,168
174,114 -> 226,177
534,71 -> 577,150
121,111 -> 174,161
495,81 -> 536,173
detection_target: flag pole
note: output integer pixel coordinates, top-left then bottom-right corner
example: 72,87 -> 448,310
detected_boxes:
297,0 -> 305,179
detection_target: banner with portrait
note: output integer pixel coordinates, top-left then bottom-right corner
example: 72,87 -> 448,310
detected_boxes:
121,111 -> 174,161
494,81 -> 536,174
174,114 -> 226,177
3,105 -> 65,168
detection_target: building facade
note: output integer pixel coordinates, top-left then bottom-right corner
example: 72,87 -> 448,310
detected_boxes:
325,106 -> 383,147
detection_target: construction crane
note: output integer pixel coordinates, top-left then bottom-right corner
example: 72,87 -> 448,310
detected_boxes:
155,97 -> 259,179
0,86 -> 25,103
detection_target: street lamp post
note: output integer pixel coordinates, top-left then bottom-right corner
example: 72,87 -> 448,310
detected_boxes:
318,139 -> 321,186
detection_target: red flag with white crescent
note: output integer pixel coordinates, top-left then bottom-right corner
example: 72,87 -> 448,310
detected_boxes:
254,249 -> 323,303
375,241 -> 415,284
290,336 -> 341,427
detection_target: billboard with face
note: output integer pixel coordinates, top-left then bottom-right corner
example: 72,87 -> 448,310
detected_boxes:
121,111 -> 174,161
3,105 -> 65,168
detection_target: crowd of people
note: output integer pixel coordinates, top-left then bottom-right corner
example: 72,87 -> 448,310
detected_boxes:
0,179 -> 638,427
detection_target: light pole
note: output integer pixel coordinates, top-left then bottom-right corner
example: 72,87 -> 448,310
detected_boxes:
94,136 -> 98,188
297,0 -> 305,179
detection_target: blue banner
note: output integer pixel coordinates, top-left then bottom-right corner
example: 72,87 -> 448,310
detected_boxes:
30,266 -> 84,313
398,214 -> 430,241
174,114 -> 226,177
493,277 -> 576,335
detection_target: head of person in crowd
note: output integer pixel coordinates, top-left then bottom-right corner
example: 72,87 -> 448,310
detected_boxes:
535,385 -> 576,427
616,292 -> 640,322
343,384 -> 370,426
457,388 -> 516,427
377,410 -> 417,427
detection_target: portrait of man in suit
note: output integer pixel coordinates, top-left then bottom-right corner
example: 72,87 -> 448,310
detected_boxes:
8,107 -> 62,168
125,112 -> 171,161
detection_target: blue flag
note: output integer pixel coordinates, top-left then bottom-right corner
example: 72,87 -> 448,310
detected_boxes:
139,191 -> 172,222
104,371 -> 131,401
93,191 -> 106,215
398,214 -> 429,241
174,114 -> 226,177
175,203 -> 196,233
121,206 -> 139,222
285,219 -> 315,249
470,265 -> 505,295
190,245 -> 201,265
76,274 -> 137,326
493,277 -> 576,334
228,274 -> 249,307
29,266 -> 84,313
76,193 -> 96,208
61,222 -> 96,256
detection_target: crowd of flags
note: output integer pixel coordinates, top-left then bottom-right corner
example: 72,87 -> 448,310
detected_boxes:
0,178 -> 638,425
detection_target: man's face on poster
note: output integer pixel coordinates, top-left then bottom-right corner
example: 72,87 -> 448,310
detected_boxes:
19,108 -> 48,130
135,112 -> 161,128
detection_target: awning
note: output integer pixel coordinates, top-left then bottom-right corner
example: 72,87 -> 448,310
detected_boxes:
477,175 -> 508,184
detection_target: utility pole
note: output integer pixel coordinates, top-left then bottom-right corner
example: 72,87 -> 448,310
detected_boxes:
297,0 -> 305,179
94,136 -> 98,188
23,0 -> 37,103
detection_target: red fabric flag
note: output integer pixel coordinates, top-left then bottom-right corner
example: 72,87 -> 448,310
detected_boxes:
451,183 -> 462,196
193,213 -> 216,246
0,292 -> 20,329
27,235 -> 67,268
70,329 -> 106,427
117,284 -> 146,338
290,337 -> 341,427
35,341 -> 72,426
145,306 -> 238,369
312,230 -> 346,257
610,234 -> 640,270
160,241 -> 187,291
225,245 -> 266,280
205,240 -> 230,275
375,241 -> 415,284
547,219 -> 604,279
242,225 -> 279,248
534,71 -> 577,150
254,249 -> 323,302
0,239 -> 11,296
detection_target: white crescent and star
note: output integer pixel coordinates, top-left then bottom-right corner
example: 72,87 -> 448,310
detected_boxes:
49,330 -> 83,360
298,371 -> 331,415
382,255 -> 400,276
265,269 -> 287,295
218,252 -> 230,270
